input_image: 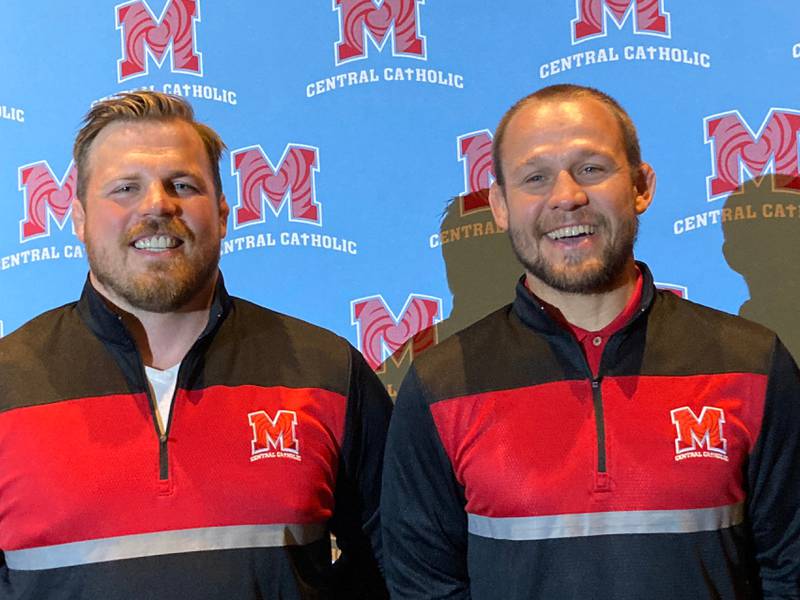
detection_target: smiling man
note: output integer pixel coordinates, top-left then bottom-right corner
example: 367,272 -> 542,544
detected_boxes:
0,92 -> 391,599
382,84 -> 800,599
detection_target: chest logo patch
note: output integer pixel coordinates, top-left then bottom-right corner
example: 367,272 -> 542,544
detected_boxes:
248,410 -> 302,462
670,406 -> 729,462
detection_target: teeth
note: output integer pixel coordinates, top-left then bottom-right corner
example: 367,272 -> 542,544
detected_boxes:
547,224 -> 596,240
133,235 -> 180,251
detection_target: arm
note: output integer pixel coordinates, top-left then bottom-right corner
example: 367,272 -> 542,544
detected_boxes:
382,367 -> 470,599
748,339 -> 800,598
328,345 -> 393,599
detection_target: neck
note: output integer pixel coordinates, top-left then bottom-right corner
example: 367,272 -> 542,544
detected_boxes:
526,260 -> 639,331
90,273 -> 217,369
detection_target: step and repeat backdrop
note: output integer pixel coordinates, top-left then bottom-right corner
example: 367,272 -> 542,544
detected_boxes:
1,1 -> 799,396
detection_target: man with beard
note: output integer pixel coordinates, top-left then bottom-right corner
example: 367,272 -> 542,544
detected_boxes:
0,92 -> 391,599
381,84 -> 800,599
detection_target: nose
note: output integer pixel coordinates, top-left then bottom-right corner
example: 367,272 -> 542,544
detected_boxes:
138,182 -> 179,217
548,170 -> 588,210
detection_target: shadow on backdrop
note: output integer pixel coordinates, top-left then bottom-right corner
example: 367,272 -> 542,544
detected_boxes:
722,176 -> 800,361
377,191 -> 520,398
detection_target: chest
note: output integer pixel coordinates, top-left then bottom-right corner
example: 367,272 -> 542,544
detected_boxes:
431,373 -> 766,518
0,384 -> 347,549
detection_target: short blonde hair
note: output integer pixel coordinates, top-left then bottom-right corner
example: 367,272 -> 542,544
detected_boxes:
73,91 -> 226,202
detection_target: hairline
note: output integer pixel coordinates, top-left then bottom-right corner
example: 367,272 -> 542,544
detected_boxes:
492,85 -> 642,189
73,93 -> 225,205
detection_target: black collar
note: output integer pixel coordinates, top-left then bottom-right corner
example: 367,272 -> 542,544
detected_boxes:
75,272 -> 233,349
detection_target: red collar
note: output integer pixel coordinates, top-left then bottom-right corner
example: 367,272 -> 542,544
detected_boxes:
524,269 -> 643,375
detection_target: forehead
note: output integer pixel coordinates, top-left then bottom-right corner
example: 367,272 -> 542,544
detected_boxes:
502,96 -> 626,161
86,119 -> 210,176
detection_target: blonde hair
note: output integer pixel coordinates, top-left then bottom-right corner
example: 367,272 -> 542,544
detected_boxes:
73,91 -> 226,202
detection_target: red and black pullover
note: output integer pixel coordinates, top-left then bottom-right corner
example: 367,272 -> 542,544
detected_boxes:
0,277 -> 392,599
382,263 -> 800,599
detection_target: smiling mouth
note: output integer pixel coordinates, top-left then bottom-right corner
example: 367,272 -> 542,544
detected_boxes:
546,224 -> 596,241
132,235 -> 182,252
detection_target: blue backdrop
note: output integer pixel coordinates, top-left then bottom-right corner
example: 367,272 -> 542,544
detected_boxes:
2,1 -> 799,395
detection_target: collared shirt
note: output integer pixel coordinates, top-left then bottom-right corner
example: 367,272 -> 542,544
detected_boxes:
525,269 -> 643,376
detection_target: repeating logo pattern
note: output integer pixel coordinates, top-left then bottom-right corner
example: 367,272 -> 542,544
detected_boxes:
333,0 -> 426,65
351,294 -> 441,372
704,109 -> 800,200
458,130 -> 494,215
670,406 -> 728,461
116,0 -> 202,82
231,145 -> 322,227
18,162 -> 77,243
572,0 -> 671,44
248,409 -> 301,461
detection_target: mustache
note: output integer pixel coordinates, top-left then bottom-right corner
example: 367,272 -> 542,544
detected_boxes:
534,211 -> 609,236
124,218 -> 194,244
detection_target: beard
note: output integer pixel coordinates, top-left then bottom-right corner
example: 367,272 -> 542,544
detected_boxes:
509,211 -> 638,294
86,217 -> 221,313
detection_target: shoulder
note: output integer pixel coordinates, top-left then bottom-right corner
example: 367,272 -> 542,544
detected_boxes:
213,297 -> 356,393
646,290 -> 777,374
0,302 -> 83,359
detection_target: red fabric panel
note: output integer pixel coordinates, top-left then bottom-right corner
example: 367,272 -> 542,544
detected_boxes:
430,373 -> 767,518
0,385 -> 347,550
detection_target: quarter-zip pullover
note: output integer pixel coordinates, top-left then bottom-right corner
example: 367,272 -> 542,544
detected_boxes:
382,263 -> 800,599
0,276 -> 392,599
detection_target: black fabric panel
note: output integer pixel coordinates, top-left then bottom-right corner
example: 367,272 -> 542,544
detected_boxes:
631,291 -> 775,378
413,284 -> 777,406
0,540 -> 344,600
467,525 -> 761,600
189,298 -> 351,396
414,305 -> 588,405
0,304 -> 137,413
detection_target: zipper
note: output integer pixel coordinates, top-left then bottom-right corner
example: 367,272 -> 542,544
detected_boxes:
138,359 -> 173,482
568,335 -> 610,490
142,309 -> 224,484
591,377 -> 607,474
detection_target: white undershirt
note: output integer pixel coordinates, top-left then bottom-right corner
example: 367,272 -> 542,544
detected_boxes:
145,363 -> 181,434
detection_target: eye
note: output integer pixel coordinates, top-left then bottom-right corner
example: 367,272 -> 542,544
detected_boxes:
111,183 -> 136,194
174,181 -> 198,193
575,164 -> 607,181
523,173 -> 546,185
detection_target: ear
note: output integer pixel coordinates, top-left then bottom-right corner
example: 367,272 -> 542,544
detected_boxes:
218,194 -> 230,238
633,162 -> 656,215
489,182 -> 509,231
72,198 -> 86,243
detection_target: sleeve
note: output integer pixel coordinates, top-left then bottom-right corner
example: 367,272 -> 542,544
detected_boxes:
747,338 -> 800,599
381,366 -> 470,599
327,344 -> 393,599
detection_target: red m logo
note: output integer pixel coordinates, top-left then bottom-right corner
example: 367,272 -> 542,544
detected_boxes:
457,130 -> 494,215
333,0 -> 426,65
704,109 -> 800,201
248,410 -> 300,455
231,145 -> 322,228
18,161 -> 77,243
670,406 -> 727,455
351,294 -> 441,371
572,0 -> 670,44
116,0 -> 202,82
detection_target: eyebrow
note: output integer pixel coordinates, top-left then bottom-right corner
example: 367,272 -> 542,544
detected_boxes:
518,148 -> 613,167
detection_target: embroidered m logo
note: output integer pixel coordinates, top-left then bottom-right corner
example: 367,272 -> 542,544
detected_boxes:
248,410 -> 299,456
670,406 -> 727,455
